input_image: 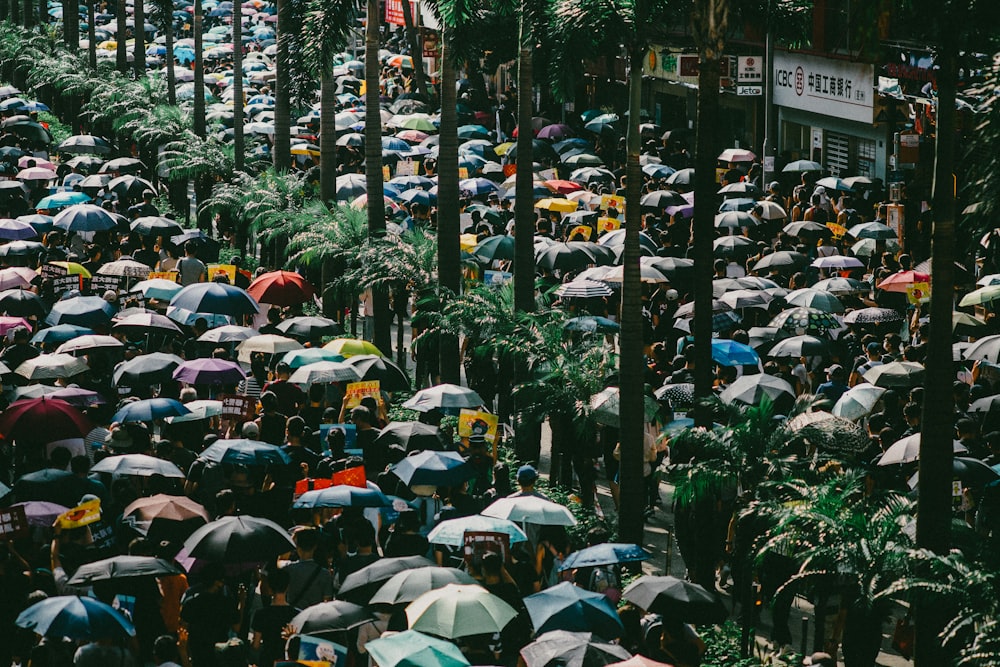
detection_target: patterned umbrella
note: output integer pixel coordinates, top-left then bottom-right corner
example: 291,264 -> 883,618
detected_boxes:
653,383 -> 695,407
555,280 -> 615,299
769,307 -> 840,335
843,307 -> 904,325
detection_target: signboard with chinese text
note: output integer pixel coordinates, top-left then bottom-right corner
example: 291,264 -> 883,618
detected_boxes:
773,51 -> 874,124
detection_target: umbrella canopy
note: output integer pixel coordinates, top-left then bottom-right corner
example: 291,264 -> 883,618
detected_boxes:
55,334 -> 124,355
67,556 -> 183,585
784,288 -> 844,313
403,384 -> 484,413
170,282 -> 259,315
710,339 -> 760,367
113,352 -> 184,386
392,450 -> 474,487
292,485 -> 391,509
482,495 -> 577,526
288,360 -> 361,385
0,396 -> 91,442
12,469 -> 78,505
338,555 -> 436,604
521,630 -> 631,667
16,596 -> 135,640
276,315 -> 344,340
877,270 -> 929,293
831,383 -> 887,420
555,280 -> 615,299
281,348 -> 346,369
719,374 -> 795,407
965,335 -> 1000,363
622,575 -> 726,624
366,630 -> 470,667
406,584 -> 517,638
289,600 -> 373,634
183,515 -> 295,562
112,397 -> 190,423
559,543 -> 651,570
371,566 -> 478,606
563,316 -> 620,334
52,204 -> 117,232
653,383 -> 695,408
345,354 -> 410,391
863,361 -> 925,388
769,307 -> 840,335
323,337 -> 384,357
173,358 -> 247,385
524,581 -> 624,637
46,295 -> 116,328
878,433 -> 968,466
589,387 -> 660,428
848,221 -> 896,240
124,493 -> 209,523
33,324 -> 96,344
197,325 -> 257,344
237,334 -> 303,361
767,334 -> 829,358
130,278 -> 184,301
374,421 -> 444,451
113,312 -> 184,336
843,307 -> 904,325
247,270 -> 314,306
91,453 -> 185,478
428,515 -> 528,547
15,353 -> 88,381
198,439 -> 291,466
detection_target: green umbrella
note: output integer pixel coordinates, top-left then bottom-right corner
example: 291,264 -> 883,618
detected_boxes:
370,566 -> 478,606
366,630 -> 470,667
406,584 -> 517,639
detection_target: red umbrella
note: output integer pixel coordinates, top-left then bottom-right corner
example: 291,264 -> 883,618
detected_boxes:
0,396 -> 92,442
247,270 -> 315,306
544,179 -> 584,194
876,270 -> 930,293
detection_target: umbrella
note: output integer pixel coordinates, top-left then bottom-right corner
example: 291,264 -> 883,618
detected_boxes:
67,556 -> 183,585
57,135 -> 112,154
831,383 -> 887,421
524,581 -> 624,637
483,495 -> 577,526
622,575 -> 726,624
47,387 -> 104,407
959,285 -> 1000,308
113,312 -> 184,335
371,567 -> 478,606
112,352 -> 184,386
9,501 -> 69,527
964,335 -> 1000,363
130,216 -> 182,237
0,218 -> 38,241
124,494 -> 209,523
784,288 -> 844,313
563,316 -> 620,334
589,387 -> 660,428
288,360 -> 360,385
719,374 -> 795,407
289,600 -> 372,635
13,469 -> 80,505
247,270 -> 314,306
276,316 -> 344,340
112,398 -> 190,423
537,242 -> 613,271
46,295 -> 116,328
403,384 -> 483,412
406,584 -> 517,638
173,358 -> 247,385
165,399 -> 223,424
555,280 -> 615,299
949,458 -> 1000,488
782,159 -> 823,172
714,211 -> 756,229
375,421 -> 446,452
392,450 -> 474,487
170,282 -> 259,315
815,176 -> 855,192
769,307 -> 840,335
472,235 -> 515,263
863,361 -> 925,388
521,631 -> 631,667
843,307 -> 904,325
237,334 -> 303,361
559,543 -> 650,570
877,270 -> 929,293
15,353 -> 88,381
130,278 -> 183,301
0,266 -> 36,291
0,396 -> 93,443
199,439 -> 291,466
954,311 -> 988,336
848,221 -> 896,240
52,204 -> 117,232
292,485 -> 391,509
767,334 -> 828,358
653,383 -> 695,408
16,596 -> 135,640
811,255 -> 865,272
713,235 -> 755,258
366,630 -> 470,667
710,339 -> 760,367
345,354 -> 410,391
98,259 -> 153,277
428,515 -> 528,547
323,337 -> 384,357
197,325 -> 257,344
55,334 -> 124,355
182,515 -> 295,561
878,434 -> 968,466
338,556 -> 436,604
91,453 -> 184,478
752,250 -> 809,273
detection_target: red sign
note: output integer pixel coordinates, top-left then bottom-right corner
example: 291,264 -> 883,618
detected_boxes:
332,465 -> 366,488
678,55 -> 699,77
384,0 -> 416,26
422,29 -> 439,58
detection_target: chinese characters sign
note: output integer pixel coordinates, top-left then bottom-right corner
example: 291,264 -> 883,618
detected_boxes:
773,51 -> 874,124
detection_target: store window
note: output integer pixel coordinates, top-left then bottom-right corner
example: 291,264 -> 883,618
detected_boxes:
856,138 -> 876,178
824,131 -> 850,176
781,120 -> 810,160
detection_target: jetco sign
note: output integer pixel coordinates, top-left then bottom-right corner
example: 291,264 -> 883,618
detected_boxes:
773,51 -> 874,124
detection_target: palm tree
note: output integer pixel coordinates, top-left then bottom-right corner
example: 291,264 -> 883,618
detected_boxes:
116,0 -> 127,72
86,0 -> 97,70
149,0 -> 175,102
436,27 -> 461,383
512,0 -> 538,315
22,0 -> 32,28
231,0 -> 244,171
133,0 -> 145,77
690,0 -> 728,425
399,0 -> 427,100
192,0 -> 206,138
272,0 -> 291,171
63,0 -> 79,48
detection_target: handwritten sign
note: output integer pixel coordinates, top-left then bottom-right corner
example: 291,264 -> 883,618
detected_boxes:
57,498 -> 101,529
90,274 -> 123,293
382,165 -> 391,181
0,506 -> 29,541
206,264 -> 236,284
220,394 -> 256,419
343,380 -> 380,410
458,167 -> 469,179
464,530 -> 511,567
147,271 -> 179,282
600,194 -> 625,212
395,159 -> 416,177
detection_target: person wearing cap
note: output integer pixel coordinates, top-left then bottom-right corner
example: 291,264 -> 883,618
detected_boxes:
816,364 -> 849,404
508,465 -> 550,500
850,341 -> 884,386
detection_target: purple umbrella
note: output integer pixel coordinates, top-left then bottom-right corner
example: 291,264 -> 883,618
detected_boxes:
172,358 -> 246,385
48,386 -> 106,407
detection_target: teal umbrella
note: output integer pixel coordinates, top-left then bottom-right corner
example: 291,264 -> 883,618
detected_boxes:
710,339 -> 760,367
366,630 -> 470,667
406,584 -> 517,639
524,581 -> 624,637
427,515 -> 527,547
371,566 -> 478,606
16,596 -> 135,640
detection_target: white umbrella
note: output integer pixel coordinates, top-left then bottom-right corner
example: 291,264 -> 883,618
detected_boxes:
55,335 -> 124,355
288,361 -> 361,385
15,353 -> 88,380
236,334 -> 302,362
91,453 -> 185,478
402,384 -> 484,412
878,434 -> 968,466
831,383 -> 886,421
718,374 -> 795,406
481,496 -> 577,527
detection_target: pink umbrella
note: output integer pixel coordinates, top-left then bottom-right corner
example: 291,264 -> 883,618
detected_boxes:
172,358 -> 246,385
0,267 -> 36,290
0,316 -> 31,334
16,167 -> 57,181
17,157 -> 56,170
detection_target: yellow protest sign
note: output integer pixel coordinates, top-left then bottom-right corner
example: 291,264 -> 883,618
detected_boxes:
568,225 -> 594,241
206,264 -> 236,284
459,409 -> 500,460
382,165 -> 391,181
598,217 -> 621,233
147,271 -> 179,282
600,194 -> 625,212
907,281 -> 930,304
458,167 -> 469,179
344,380 -> 381,410
826,222 -> 847,240
57,499 -> 101,529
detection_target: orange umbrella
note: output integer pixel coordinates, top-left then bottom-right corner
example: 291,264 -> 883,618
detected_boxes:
247,270 -> 314,306
876,270 -> 930,293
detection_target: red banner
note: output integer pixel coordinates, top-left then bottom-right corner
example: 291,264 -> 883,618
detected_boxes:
384,0 -> 415,26
332,466 -> 366,488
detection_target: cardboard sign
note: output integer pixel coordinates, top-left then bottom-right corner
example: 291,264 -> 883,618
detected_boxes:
598,217 -> 621,234
0,506 -> 29,541
332,465 -> 366,488
907,281 -> 930,304
57,498 -> 101,529
343,380 -> 380,410
395,159 -> 416,177
220,394 -> 256,419
458,409 -> 498,442
463,530 -> 510,567
147,271 -> 179,282
600,194 -> 625,212
206,264 -> 236,284
52,274 -> 83,295
90,274 -> 123,293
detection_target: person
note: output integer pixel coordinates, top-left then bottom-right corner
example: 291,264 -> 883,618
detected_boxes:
262,361 -> 306,416
281,415 -> 320,477
127,190 -> 160,219
176,240 -> 206,286
255,391 -> 288,446
352,406 -> 383,479
178,562 -> 241,667
282,527 -> 334,609
1,326 -> 40,369
153,635 -> 184,667
508,465 -> 549,500
251,566 -> 299,667
383,509 -> 430,557
73,639 -> 137,667
850,341 -> 884,386
815,364 -> 849,404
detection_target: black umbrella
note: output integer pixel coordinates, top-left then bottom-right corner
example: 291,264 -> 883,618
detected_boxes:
0,288 -> 47,317
640,190 -> 687,208
2,119 -> 51,145
337,555 -> 435,604
345,354 -> 410,391
182,515 -> 295,562
622,575 -> 727,625
13,469 -> 79,506
520,630 -> 631,667
374,421 -> 445,452
67,556 -> 182,585
276,316 -> 344,340
112,352 -> 184,386
653,383 -> 695,408
290,601 -> 373,635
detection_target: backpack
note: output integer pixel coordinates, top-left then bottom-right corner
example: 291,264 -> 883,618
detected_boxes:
843,208 -> 862,227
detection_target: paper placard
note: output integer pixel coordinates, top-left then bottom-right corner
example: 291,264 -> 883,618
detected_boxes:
907,281 -> 930,304
382,165 -> 392,181
147,271 -> 179,282
343,380 -> 380,410
463,530 -> 510,567
206,264 -> 236,284
40,263 -> 63,279
598,217 -> 621,233
0,506 -> 29,541
567,225 -> 595,241
220,394 -> 256,419
395,159 -> 416,177
484,270 -> 512,286
57,498 -> 101,529
458,167 -> 469,179
294,477 -> 334,499
90,274 -> 123,293
539,168 -> 558,181
826,222 -> 848,239
52,274 -> 83,295
298,635 -> 345,665
458,409 -> 499,442
600,194 -> 625,211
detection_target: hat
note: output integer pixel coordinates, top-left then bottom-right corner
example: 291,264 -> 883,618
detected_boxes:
825,364 -> 845,378
241,421 -> 260,438
866,342 -> 881,353
517,465 -> 539,484
767,181 -> 780,191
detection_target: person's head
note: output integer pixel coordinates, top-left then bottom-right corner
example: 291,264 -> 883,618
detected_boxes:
351,405 -> 374,429
259,391 -> 278,414
49,446 -> 72,470
285,415 -> 306,443
274,361 -> 291,380
215,489 -> 236,516
957,418 -> 979,442
228,465 -> 254,495
293,526 -> 320,556
517,464 -> 539,489
199,561 -> 227,590
866,341 -> 881,359
903,402 -> 921,426
184,240 -> 198,257
179,386 -> 198,403
825,364 -> 846,384
481,551 -> 503,579
241,421 -> 260,439
12,326 -> 29,344
70,455 -> 91,476
262,564 -> 290,597
153,635 -> 182,665
267,306 -> 282,324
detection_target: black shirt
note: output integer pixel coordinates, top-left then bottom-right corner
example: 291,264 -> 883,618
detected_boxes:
251,603 -> 299,667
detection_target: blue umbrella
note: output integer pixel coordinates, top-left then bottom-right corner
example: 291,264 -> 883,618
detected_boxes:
366,630 -> 470,667
199,439 -> 291,467
563,316 -> 620,334
389,175 -> 435,191
16,596 -> 136,640
558,543 -> 650,570
113,398 -> 190,423
293,485 -> 391,509
397,188 -> 435,207
718,197 -> 756,213
281,348 -> 345,369
46,295 -> 116,328
21,102 -> 50,113
31,324 -> 94,344
169,283 -> 259,316
34,191 -> 91,210
0,218 -> 37,240
382,136 -> 410,152
523,581 -> 624,637
710,339 -> 760,367
52,204 -> 117,232
427,515 -> 527,547
18,214 -> 55,234
391,450 -> 474,487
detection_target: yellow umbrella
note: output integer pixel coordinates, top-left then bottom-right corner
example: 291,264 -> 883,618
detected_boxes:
495,142 -> 514,155
459,234 -> 479,252
290,146 -> 321,157
323,338 -> 384,358
98,40 -> 117,50
41,262 -> 92,278
535,198 -> 578,213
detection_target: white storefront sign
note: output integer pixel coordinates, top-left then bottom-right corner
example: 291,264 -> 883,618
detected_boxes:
773,51 -> 873,124
737,56 -> 762,83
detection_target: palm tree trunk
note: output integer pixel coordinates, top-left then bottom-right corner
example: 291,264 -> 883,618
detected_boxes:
133,0 -> 144,77
617,40 -> 646,546
512,11 -> 534,314
319,70 -> 336,201
164,8 -> 175,105
914,22 -> 958,667
437,29 -> 461,384
10,0 -> 19,29
87,0 -> 97,70
272,0 -> 291,172
232,8 -> 244,171
691,0 -> 726,426
22,0 -> 32,28
399,0 -> 427,99
116,0 -> 127,73
365,0 -> 391,355
192,0 -> 205,137
63,0 -> 79,47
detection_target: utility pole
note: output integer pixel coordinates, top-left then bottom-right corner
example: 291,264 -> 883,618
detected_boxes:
761,1 -> 777,185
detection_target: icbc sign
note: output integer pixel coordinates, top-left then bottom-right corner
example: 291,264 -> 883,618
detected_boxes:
772,51 -> 874,123
794,66 -> 804,95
